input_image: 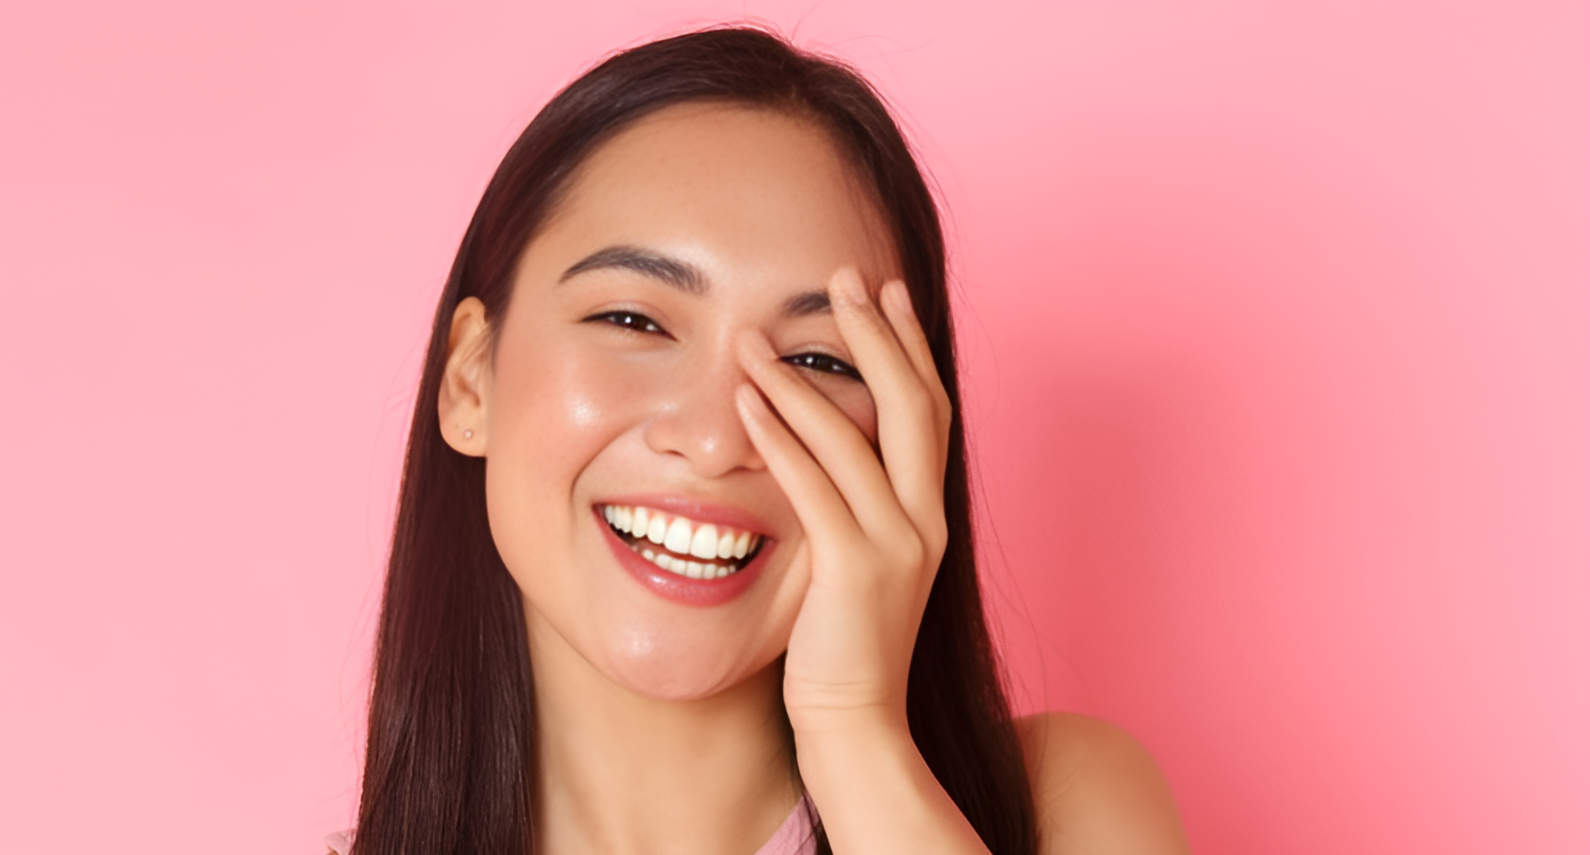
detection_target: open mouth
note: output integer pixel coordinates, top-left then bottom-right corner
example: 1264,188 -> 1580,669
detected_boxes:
600,504 -> 766,580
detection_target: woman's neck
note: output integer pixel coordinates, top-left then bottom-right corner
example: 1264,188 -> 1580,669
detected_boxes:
527,610 -> 801,855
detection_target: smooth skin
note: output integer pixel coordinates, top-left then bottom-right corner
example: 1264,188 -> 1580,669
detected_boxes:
424,103 -> 1189,855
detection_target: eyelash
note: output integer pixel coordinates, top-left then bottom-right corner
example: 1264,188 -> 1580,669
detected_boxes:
780,351 -> 862,381
584,311 -> 862,381
588,310 -> 667,336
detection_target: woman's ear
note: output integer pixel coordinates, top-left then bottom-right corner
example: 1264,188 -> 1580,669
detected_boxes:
438,296 -> 492,456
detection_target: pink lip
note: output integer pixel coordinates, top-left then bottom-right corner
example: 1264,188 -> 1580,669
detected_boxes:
595,507 -> 771,607
595,494 -> 774,536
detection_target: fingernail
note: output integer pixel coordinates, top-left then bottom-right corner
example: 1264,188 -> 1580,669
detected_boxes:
883,280 -> 914,317
830,268 -> 868,305
735,383 -> 764,415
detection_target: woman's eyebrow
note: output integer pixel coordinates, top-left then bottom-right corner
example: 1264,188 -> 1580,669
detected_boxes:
780,290 -> 831,317
559,245 -> 833,318
558,246 -> 706,294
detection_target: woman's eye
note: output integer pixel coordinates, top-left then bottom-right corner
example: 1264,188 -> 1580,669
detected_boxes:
586,311 -> 669,336
781,352 -> 862,381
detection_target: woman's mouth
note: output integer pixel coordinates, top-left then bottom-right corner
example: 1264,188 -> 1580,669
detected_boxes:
599,504 -> 766,579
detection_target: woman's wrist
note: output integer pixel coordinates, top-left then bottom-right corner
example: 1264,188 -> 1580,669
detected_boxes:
790,704 -> 915,814
788,700 -> 907,742
789,705 -> 911,767
790,707 -> 992,855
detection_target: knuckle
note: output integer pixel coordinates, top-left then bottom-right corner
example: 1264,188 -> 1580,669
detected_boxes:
891,532 -> 926,572
897,384 -> 934,421
926,522 -> 949,561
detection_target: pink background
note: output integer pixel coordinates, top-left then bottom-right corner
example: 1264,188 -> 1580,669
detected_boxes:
1,1 -> 1584,852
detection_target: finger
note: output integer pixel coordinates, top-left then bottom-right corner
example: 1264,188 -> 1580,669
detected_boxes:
876,281 -> 954,556
828,270 -> 948,534
733,383 -> 862,545
878,279 -> 955,511
737,331 -> 908,539
879,279 -> 953,437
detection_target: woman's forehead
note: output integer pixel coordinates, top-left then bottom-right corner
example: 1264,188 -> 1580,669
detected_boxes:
534,102 -> 900,288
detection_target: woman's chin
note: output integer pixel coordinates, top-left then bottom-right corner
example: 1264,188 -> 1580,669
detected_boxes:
596,632 -> 784,703
612,670 -> 742,702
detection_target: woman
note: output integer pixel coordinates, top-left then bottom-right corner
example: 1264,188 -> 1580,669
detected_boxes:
340,26 -> 1187,855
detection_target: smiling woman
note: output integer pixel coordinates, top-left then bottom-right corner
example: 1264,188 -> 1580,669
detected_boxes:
343,26 -> 1186,855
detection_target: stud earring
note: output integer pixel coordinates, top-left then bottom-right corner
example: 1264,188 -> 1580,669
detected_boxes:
463,429 -> 474,440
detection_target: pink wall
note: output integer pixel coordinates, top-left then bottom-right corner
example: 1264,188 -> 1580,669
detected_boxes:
1,2 -> 1583,853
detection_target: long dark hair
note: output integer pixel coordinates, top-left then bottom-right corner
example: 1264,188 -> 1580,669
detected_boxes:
352,25 -> 1036,855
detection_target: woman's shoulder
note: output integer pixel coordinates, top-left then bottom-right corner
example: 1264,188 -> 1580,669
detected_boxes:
323,830 -> 352,855
1013,712 -> 1190,855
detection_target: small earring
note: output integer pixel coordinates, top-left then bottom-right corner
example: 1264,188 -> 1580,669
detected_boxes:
463,429 -> 474,440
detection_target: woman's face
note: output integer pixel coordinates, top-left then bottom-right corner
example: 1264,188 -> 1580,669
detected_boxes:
448,103 -> 901,700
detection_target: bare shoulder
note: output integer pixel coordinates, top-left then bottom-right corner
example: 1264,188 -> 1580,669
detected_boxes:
1014,712 -> 1190,855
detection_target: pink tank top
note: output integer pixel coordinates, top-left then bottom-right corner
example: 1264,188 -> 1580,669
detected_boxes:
325,795 -> 817,855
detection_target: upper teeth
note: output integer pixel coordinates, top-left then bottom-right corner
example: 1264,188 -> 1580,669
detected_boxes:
601,504 -> 760,561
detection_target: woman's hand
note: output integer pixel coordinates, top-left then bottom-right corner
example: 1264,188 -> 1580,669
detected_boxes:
734,268 -> 954,734
735,269 -> 990,855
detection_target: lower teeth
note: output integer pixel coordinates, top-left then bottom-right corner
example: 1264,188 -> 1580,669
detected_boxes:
639,545 -> 735,579
611,522 -> 743,579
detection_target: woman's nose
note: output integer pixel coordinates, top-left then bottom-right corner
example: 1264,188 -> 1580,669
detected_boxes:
642,347 -> 766,478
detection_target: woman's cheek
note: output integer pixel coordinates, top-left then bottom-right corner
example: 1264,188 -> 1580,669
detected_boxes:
482,349 -> 645,565
551,351 -> 663,436
496,346 -> 648,450
831,383 -> 878,444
